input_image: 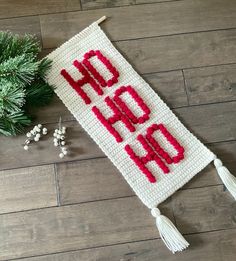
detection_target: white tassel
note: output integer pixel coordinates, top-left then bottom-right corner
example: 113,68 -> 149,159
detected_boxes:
151,208 -> 189,253
214,157 -> 236,200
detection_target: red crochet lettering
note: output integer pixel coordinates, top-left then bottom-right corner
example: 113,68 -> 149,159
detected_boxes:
146,124 -> 184,164
83,50 -> 119,87
114,86 -> 151,124
61,60 -> 103,105
125,134 -> 170,183
92,96 -> 136,143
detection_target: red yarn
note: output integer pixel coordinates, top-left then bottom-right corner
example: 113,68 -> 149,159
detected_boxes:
92,96 -> 136,143
83,50 -> 119,88
114,86 -> 151,124
125,123 -> 185,183
125,134 -> 170,183
61,49 -> 185,182
146,124 -> 185,164
61,60 -> 103,104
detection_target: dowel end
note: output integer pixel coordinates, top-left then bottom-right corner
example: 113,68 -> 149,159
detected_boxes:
96,16 -> 107,24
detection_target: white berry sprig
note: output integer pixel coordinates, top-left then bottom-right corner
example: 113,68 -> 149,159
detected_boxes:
53,117 -> 68,158
23,124 -> 47,150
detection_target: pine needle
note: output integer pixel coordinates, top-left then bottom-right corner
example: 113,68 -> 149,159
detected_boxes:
0,54 -> 38,86
0,31 -> 54,136
0,80 -> 25,114
0,111 -> 31,136
37,58 -> 52,80
25,79 -> 54,107
0,32 -> 40,63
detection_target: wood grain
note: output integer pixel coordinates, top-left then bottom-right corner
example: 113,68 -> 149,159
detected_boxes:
184,140 -> 236,189
0,16 -> 41,39
56,141 -> 236,206
31,95 -> 75,124
0,102 -> 235,171
81,0 -> 135,10
0,121 -> 102,171
0,1 -> 236,260
136,0 -> 180,3
144,70 -> 188,107
1,185 -> 236,260
57,158 -> 134,205
15,229 -> 236,261
172,185 -> 236,234
80,0 -> 175,11
0,197 -> 173,260
0,0 -> 81,19
0,165 -> 57,214
174,101 -> 236,143
40,0 -> 236,48
184,63 -> 236,105
116,29 -> 236,74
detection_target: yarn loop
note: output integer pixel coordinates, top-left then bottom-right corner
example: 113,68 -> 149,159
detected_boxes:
151,207 -> 161,217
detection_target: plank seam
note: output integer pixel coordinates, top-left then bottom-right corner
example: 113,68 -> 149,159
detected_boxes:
0,138 -> 235,172
181,69 -> 190,106
4,226 -> 236,261
53,163 -> 61,207
0,183 -> 227,216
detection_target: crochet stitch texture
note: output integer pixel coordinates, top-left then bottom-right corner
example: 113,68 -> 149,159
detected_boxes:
46,22 -> 215,209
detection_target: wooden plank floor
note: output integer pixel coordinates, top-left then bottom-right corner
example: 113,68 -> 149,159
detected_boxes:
0,0 -> 236,260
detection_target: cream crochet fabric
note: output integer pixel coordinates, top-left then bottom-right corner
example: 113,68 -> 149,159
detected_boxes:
46,21 -> 235,253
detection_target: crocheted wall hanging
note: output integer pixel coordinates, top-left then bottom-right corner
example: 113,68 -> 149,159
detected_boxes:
46,16 -> 236,253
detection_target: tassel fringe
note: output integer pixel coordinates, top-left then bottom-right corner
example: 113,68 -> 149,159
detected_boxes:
214,157 -> 236,200
151,208 -> 189,253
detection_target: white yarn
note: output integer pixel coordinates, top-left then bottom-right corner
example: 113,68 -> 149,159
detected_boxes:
45,21 -> 233,252
151,208 -> 189,253
46,22 -> 215,209
214,157 -> 236,200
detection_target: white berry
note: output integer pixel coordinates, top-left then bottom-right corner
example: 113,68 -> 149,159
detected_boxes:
26,132 -> 31,138
61,141 -> 65,146
59,153 -> 64,158
24,145 -> 29,150
62,150 -> 68,155
35,127 -> 40,132
36,133 -> 41,139
60,136 -> 65,140
38,124 -> 42,128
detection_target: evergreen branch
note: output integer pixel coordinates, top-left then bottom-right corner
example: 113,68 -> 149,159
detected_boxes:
0,31 -> 54,136
0,54 -> 38,85
0,32 -> 40,63
0,111 -> 31,136
0,80 -> 25,114
25,79 -> 54,107
37,58 -> 52,80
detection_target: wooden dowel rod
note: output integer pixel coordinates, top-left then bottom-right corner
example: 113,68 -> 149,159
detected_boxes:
96,16 -> 107,24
